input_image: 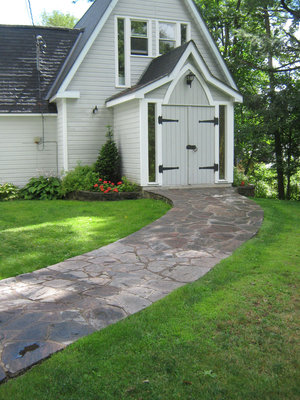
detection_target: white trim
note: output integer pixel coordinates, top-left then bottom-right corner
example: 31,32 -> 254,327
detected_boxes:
61,98 -> 69,172
214,105 -> 220,183
184,0 -> 238,90
156,102 -> 163,186
140,99 -> 148,186
163,63 -> 214,105
50,91 -> 80,103
56,0 -> 119,95
0,114 -> 57,117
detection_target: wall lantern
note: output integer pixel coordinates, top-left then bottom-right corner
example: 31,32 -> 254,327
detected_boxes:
186,72 -> 195,88
92,105 -> 98,114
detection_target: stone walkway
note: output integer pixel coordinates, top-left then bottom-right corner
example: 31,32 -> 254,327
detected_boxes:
0,188 -> 263,383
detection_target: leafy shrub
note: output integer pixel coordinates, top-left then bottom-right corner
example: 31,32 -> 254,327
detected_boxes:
92,177 -> 140,193
0,183 -> 20,201
117,177 -> 140,192
61,164 -> 99,195
233,167 -> 249,187
94,126 -> 121,182
20,176 -> 62,200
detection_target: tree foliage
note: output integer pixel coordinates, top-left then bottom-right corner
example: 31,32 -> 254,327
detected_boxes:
40,10 -> 78,28
195,0 -> 300,199
94,126 -> 121,182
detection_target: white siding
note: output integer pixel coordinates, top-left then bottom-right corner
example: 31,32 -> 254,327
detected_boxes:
0,116 -> 57,186
209,84 -> 233,102
56,100 -> 64,173
63,0 -> 229,172
168,74 -> 210,105
145,83 -> 170,99
113,100 -> 140,183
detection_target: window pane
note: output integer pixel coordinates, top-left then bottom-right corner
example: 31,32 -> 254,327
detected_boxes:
159,40 -> 176,55
118,18 -> 125,85
131,21 -> 147,37
219,105 -> 226,179
131,37 -> 148,55
181,24 -> 187,45
148,103 -> 156,182
159,22 -> 176,40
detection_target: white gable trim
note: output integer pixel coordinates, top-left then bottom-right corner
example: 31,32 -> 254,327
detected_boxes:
56,0 -> 119,96
106,42 -> 242,107
163,63 -> 214,105
184,0 -> 237,90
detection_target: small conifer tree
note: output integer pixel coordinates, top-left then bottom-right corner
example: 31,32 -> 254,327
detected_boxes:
95,126 -> 121,182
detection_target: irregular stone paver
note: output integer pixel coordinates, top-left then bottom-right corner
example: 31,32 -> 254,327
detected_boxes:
0,188 -> 263,383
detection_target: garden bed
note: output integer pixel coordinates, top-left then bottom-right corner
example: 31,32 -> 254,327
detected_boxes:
66,190 -> 143,201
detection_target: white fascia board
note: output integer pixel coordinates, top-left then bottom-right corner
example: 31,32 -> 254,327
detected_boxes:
50,91 -> 80,103
0,113 -> 57,117
58,0 -> 119,94
185,0 -> 238,90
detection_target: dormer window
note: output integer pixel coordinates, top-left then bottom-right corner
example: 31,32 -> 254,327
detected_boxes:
131,20 -> 148,56
158,21 -> 190,55
159,22 -> 176,55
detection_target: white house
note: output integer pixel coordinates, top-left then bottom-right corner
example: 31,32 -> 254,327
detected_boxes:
0,0 -> 242,187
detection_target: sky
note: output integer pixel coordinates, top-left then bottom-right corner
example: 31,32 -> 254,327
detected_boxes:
0,0 -> 91,26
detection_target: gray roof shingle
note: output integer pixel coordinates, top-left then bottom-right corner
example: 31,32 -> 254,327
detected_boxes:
0,25 -> 81,113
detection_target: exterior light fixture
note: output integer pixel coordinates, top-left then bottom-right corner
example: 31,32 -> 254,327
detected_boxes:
92,105 -> 98,114
186,72 -> 195,88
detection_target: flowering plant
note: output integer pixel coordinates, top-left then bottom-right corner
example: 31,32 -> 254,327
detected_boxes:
92,177 -> 140,193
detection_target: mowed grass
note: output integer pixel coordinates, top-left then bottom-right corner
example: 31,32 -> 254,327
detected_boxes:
0,199 -> 171,280
0,199 -> 299,400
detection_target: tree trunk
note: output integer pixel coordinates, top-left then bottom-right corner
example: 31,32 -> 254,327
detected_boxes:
263,7 -> 285,199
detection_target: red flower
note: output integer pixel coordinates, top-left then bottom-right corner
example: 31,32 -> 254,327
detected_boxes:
104,189 -> 110,193
94,184 -> 98,188
241,181 -> 245,186
117,181 -> 122,185
100,187 -> 104,192
113,188 -> 118,192
111,182 -> 115,186
99,178 -> 102,182
103,181 -> 107,184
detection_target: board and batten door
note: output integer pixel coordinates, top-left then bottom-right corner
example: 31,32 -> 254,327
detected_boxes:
188,106 -> 216,185
161,105 -> 188,186
161,105 -> 216,186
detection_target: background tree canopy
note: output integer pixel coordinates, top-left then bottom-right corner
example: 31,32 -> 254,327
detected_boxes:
40,10 -> 78,28
195,0 -> 300,199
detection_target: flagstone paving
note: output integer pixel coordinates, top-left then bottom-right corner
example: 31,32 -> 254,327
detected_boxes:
0,188 -> 263,382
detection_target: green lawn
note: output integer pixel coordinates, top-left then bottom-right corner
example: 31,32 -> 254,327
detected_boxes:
0,199 -> 171,280
0,199 -> 299,399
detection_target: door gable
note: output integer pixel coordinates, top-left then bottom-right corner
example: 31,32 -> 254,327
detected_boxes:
165,64 -> 212,106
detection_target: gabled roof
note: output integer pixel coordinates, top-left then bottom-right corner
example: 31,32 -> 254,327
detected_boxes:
0,25 -> 80,113
106,40 -> 242,106
48,0 -> 238,99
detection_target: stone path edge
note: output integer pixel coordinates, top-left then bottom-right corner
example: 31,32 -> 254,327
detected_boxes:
0,188 -> 264,384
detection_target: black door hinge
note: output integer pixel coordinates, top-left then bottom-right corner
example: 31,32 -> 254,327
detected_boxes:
158,116 -> 179,125
199,163 -> 219,172
159,165 -> 179,173
198,117 -> 219,126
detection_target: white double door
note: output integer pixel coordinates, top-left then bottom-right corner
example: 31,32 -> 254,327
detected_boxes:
161,105 -> 216,186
